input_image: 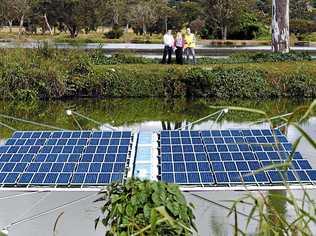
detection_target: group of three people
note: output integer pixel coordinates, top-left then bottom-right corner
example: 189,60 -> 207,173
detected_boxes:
162,28 -> 196,65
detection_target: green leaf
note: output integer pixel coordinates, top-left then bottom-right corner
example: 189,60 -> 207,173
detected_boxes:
126,204 -> 135,217
152,192 -> 161,205
144,204 -> 152,219
94,217 -> 100,230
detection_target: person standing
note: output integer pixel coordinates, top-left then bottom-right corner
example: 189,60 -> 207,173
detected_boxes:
184,28 -> 197,64
161,30 -> 174,64
175,32 -> 184,65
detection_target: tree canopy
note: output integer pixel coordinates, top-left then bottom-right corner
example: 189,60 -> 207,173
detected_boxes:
0,0 -> 315,39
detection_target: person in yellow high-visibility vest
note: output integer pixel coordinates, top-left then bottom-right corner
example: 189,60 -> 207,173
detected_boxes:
184,28 -> 196,64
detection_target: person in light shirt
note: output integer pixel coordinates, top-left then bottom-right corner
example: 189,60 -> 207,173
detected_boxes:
161,30 -> 175,64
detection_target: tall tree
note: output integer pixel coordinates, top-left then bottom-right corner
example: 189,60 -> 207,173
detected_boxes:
0,0 -> 20,32
290,0 -> 313,19
13,0 -> 32,36
128,0 -> 169,35
201,0 -> 252,40
100,0 -> 127,26
272,0 -> 290,53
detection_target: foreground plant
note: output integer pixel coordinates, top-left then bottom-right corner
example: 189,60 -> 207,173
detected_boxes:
95,178 -> 196,236
224,100 -> 316,235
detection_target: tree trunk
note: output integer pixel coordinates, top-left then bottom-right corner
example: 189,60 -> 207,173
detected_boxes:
142,21 -> 147,35
8,20 -> 13,33
125,23 -> 129,33
18,15 -> 25,37
272,0 -> 290,53
44,13 -> 53,35
221,25 -> 227,40
164,17 -> 168,33
68,25 -> 77,38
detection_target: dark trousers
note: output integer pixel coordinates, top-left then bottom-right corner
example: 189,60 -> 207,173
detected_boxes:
175,46 -> 183,64
162,46 -> 173,64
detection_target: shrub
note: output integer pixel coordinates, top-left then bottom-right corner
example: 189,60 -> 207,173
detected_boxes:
290,19 -> 316,39
105,25 -> 124,39
230,51 -> 312,63
95,179 -> 196,236
182,67 -> 214,97
282,73 -> 316,97
183,67 -> 270,98
67,54 -> 93,76
0,49 -> 315,100
0,62 -> 65,100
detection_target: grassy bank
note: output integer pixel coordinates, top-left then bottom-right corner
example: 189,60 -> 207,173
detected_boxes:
1,30 -> 316,45
0,49 -> 315,100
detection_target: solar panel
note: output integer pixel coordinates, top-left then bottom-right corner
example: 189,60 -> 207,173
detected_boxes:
160,131 -> 215,185
70,131 -> 132,186
159,129 -> 316,187
0,129 -> 315,189
0,131 -> 133,188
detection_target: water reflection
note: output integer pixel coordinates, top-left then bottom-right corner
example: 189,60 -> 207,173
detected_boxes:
0,98 -> 313,139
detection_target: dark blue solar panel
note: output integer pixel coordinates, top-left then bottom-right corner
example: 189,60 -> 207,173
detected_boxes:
306,170 -> 316,181
44,173 -> 58,184
161,173 -> 174,183
215,172 -> 229,183
3,173 -> 19,184
160,129 -> 316,187
240,172 -> 256,183
85,173 -> 98,184
0,131 -> 132,187
57,173 -> 71,185
160,131 -> 215,185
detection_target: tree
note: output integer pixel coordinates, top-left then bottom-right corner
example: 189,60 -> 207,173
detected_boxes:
99,0 -> 127,26
36,0 -> 100,37
0,0 -> 20,33
201,0 -> 252,40
128,0 -> 169,35
12,0 -> 33,36
290,0 -> 313,19
177,1 -> 203,27
31,0 -> 55,34
272,0 -> 290,53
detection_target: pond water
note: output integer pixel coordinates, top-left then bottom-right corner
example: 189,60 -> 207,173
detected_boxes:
0,98 -> 315,236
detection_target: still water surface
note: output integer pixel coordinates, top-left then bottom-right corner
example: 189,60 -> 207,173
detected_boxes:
0,98 -> 315,235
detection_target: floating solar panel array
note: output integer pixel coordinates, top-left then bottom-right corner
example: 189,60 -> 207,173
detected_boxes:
0,129 -> 315,190
0,131 -> 133,187
159,129 -> 316,187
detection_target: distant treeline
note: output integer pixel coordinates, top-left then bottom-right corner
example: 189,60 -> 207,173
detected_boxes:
0,0 -> 315,40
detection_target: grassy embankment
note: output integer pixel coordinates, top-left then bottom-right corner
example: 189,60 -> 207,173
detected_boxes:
0,49 -> 315,101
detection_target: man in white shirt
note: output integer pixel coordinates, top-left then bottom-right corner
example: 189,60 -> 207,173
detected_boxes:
161,30 -> 174,64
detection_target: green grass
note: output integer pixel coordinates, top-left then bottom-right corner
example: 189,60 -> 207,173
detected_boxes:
301,32 -> 316,42
0,31 -> 163,44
